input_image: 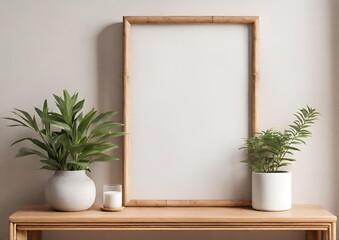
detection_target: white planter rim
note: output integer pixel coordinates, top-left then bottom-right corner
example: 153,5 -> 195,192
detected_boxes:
54,170 -> 87,175
253,171 -> 291,175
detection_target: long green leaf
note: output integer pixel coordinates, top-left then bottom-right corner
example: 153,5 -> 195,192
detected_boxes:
40,159 -> 61,170
41,166 -> 56,170
78,109 -> 96,137
49,120 -> 72,133
4,117 -> 30,128
16,148 -> 47,158
90,122 -> 124,138
72,99 -> 85,117
67,161 -> 90,170
91,156 -> 119,162
91,111 -> 117,125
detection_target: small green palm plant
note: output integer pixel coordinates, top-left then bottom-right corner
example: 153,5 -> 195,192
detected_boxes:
240,106 -> 319,172
4,90 -> 125,171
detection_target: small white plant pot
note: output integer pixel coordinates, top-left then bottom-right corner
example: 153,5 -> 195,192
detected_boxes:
252,171 -> 291,211
45,170 -> 96,212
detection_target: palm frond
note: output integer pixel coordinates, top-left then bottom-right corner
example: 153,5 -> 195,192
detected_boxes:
240,106 -> 319,172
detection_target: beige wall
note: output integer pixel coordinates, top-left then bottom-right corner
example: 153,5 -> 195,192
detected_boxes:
0,0 -> 338,239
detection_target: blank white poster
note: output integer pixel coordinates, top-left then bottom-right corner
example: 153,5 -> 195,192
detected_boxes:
128,24 -> 251,201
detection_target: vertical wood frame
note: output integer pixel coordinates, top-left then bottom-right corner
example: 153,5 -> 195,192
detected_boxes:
123,16 -> 259,207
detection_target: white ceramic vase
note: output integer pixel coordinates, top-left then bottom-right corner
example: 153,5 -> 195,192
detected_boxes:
45,170 -> 96,211
252,171 -> 291,211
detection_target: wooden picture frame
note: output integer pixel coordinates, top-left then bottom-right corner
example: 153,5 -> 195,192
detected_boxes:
123,16 -> 259,207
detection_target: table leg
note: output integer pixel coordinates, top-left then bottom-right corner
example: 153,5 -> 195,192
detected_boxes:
331,222 -> 336,240
321,222 -> 336,240
323,223 -> 337,240
16,230 -> 27,240
9,222 -> 14,240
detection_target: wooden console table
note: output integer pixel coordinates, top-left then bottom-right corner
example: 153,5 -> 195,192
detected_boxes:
9,205 -> 336,240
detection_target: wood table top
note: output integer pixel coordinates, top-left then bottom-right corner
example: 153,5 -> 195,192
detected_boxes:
9,205 -> 336,224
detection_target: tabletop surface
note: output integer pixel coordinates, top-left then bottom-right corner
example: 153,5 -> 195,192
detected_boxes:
9,205 -> 337,224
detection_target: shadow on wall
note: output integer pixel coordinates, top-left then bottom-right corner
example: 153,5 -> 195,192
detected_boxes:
94,23 -> 124,188
331,0 -> 339,215
44,22 -> 126,240
0,134 -> 51,239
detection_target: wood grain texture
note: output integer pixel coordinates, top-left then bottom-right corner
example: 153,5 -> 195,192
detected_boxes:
8,205 -> 336,240
13,224 -> 16,240
251,17 -> 259,135
16,230 -> 27,240
126,200 -> 251,207
9,222 -> 14,240
122,16 -> 131,206
10,205 -> 336,224
122,16 -> 259,207
124,16 -> 258,24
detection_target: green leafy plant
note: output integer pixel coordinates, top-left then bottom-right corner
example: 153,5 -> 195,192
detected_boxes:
240,106 -> 319,172
4,90 -> 125,171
